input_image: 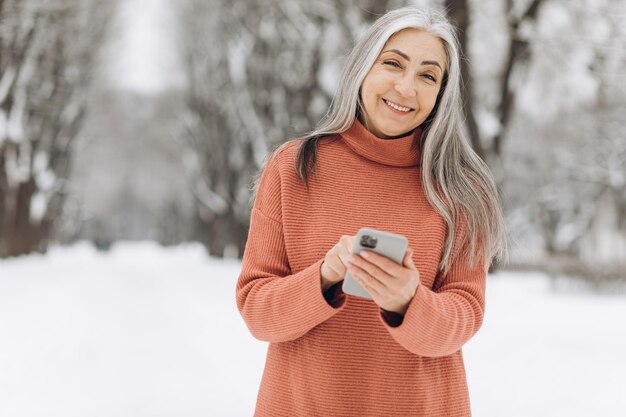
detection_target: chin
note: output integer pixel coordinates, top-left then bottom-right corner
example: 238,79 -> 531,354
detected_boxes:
378,124 -> 413,137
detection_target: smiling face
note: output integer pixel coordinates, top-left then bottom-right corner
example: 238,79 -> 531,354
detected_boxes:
359,28 -> 448,139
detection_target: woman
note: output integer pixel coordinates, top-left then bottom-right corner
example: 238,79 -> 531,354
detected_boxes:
236,6 -> 508,417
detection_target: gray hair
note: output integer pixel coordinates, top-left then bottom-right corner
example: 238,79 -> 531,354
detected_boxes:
258,6 -> 509,276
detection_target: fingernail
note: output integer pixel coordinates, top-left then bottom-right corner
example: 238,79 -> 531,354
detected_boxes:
361,251 -> 370,258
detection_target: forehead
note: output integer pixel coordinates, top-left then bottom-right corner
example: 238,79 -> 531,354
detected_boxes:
382,28 -> 447,68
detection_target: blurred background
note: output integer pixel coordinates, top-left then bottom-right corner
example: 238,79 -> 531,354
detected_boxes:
1,0 -> 625,416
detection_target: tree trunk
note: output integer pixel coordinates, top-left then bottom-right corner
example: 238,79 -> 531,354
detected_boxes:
0,0 -> 112,258
2,177 -> 49,257
493,0 -> 544,156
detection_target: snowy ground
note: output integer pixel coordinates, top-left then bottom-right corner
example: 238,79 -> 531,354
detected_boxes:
0,241 -> 624,417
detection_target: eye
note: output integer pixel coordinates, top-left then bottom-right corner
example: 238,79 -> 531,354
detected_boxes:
422,73 -> 437,82
383,60 -> 401,68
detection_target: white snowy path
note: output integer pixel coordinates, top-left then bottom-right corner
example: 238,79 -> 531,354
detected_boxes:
0,241 -> 624,417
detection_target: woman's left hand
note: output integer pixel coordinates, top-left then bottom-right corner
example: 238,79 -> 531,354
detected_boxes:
346,247 -> 420,315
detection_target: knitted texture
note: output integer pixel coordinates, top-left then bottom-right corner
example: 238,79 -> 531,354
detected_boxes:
236,116 -> 487,417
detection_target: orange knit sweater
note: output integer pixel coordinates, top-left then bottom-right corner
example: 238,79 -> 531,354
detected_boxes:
236,116 -> 487,417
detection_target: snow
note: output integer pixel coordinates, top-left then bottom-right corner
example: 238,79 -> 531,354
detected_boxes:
475,106 -> 501,142
465,271 -> 626,416
29,192 -> 48,224
3,140 -> 31,187
0,66 -> 16,104
0,241 -> 625,417
33,151 -> 57,193
537,1 -> 571,38
516,0 -> 610,121
318,46 -> 343,97
227,32 -> 253,87
0,109 -> 6,146
7,90 -> 26,143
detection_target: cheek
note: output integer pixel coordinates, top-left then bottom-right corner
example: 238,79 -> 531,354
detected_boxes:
360,78 -> 374,103
362,72 -> 390,102
420,88 -> 441,113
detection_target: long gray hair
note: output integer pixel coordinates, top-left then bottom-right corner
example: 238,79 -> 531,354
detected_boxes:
256,6 -> 509,275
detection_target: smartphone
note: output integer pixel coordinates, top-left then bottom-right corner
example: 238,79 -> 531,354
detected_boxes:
342,227 -> 408,300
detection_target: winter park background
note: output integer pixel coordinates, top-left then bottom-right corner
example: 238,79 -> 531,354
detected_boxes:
1,0 -> 625,416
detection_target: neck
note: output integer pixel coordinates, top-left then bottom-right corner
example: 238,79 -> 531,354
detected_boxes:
339,116 -> 422,167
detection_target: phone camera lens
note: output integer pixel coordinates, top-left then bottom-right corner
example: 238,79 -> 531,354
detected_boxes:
360,235 -> 377,249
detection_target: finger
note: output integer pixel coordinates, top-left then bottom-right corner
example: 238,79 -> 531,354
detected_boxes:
349,264 -> 383,296
360,249 -> 405,277
339,242 -> 359,269
342,235 -> 356,253
350,271 -> 380,298
403,247 -> 417,271
328,257 -> 347,278
338,252 -> 353,270
351,253 -> 392,284
328,262 -> 342,277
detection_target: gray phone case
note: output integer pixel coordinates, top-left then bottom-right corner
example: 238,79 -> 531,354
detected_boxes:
342,227 -> 408,300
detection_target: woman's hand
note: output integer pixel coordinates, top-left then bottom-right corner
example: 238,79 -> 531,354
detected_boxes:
346,247 -> 420,315
320,235 -> 356,292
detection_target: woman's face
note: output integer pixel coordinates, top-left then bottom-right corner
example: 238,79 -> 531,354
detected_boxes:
359,28 -> 448,139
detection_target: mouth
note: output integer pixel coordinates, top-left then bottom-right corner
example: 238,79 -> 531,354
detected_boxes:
382,98 -> 414,113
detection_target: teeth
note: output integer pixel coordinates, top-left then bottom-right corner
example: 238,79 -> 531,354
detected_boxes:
384,99 -> 411,112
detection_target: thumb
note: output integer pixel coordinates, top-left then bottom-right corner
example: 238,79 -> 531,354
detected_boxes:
403,247 -> 416,270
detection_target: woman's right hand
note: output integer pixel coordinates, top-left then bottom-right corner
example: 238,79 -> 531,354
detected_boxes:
320,235 -> 355,292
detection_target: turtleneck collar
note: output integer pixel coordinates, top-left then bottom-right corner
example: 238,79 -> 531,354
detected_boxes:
339,116 -> 422,167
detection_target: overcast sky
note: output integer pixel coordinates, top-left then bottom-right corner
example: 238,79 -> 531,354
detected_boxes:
107,0 -> 184,94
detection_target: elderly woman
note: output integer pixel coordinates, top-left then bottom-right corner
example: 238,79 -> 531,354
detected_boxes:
236,6 -> 508,417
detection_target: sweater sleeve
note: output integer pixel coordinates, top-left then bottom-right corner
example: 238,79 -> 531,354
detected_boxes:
378,218 -> 487,357
236,150 -> 347,343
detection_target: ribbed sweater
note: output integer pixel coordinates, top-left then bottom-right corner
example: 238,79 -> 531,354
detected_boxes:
236,116 -> 487,417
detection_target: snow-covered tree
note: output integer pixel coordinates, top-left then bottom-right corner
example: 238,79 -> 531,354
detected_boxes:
0,0 -> 113,257
173,0 -> 625,281
176,0 -> 408,258
501,0 -> 626,272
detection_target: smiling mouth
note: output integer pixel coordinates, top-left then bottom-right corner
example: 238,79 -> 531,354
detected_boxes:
383,98 -> 414,113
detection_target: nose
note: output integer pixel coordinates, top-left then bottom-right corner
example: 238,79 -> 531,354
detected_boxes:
394,74 -> 417,97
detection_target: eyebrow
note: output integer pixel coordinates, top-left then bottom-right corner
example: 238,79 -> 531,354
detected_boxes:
382,49 -> 443,71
